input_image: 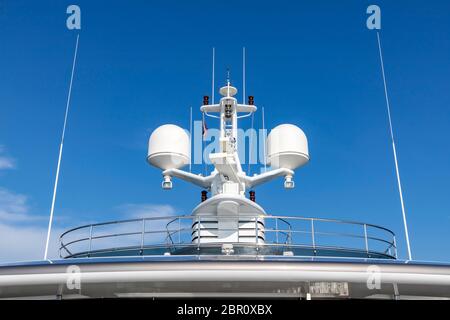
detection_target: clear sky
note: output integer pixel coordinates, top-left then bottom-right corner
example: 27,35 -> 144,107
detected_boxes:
0,0 -> 449,262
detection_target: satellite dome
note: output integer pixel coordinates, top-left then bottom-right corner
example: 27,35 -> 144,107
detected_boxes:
147,124 -> 190,170
267,124 -> 309,170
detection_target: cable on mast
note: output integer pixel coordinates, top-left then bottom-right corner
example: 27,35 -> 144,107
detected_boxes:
44,33 -> 80,260
376,31 -> 412,260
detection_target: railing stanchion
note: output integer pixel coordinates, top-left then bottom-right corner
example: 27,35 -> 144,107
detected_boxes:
393,236 -> 398,259
255,218 -> 258,246
178,218 -> 181,244
275,218 -> 279,244
59,237 -> 63,258
311,219 -> 316,255
197,216 -> 200,250
288,223 -> 292,244
141,218 -> 145,255
88,225 -> 93,257
364,224 -> 369,256
237,217 -> 240,242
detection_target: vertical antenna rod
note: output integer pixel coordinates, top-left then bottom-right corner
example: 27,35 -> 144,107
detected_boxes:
247,112 -> 254,175
189,106 -> 192,172
211,47 -> 215,104
262,107 -> 267,172
44,34 -> 80,260
242,47 -> 246,104
376,31 -> 412,260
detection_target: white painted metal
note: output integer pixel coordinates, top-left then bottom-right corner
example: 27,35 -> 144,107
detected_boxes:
1,262 -> 450,294
267,124 -> 309,170
191,194 -> 266,244
148,80 -> 310,244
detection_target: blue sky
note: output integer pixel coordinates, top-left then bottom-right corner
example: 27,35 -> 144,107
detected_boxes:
0,0 -> 449,262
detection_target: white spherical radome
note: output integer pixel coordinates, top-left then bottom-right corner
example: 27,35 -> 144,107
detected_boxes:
147,124 -> 190,170
267,124 -> 309,170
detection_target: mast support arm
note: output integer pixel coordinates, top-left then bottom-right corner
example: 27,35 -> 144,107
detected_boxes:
162,168 -> 214,189
239,168 -> 294,189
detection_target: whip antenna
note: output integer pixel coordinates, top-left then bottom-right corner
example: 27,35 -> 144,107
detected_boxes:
376,31 -> 412,260
189,106 -> 192,173
44,34 -> 80,260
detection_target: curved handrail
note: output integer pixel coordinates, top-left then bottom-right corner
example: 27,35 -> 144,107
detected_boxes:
63,242 -> 396,260
59,214 -> 397,259
60,214 -> 396,238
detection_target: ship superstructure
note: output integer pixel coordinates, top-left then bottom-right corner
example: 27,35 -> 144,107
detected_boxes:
0,78 -> 449,300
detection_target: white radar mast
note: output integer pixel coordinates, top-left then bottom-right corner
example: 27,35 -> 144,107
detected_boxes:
147,74 -> 309,244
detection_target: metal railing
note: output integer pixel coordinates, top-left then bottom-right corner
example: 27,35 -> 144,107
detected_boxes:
59,215 -> 397,259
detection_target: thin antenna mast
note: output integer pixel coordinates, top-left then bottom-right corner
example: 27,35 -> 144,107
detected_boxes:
44,34 -> 80,260
189,106 -> 192,173
376,31 -> 412,260
262,106 -> 267,172
247,112 -> 254,175
242,47 -> 246,104
212,47 -> 215,104
202,111 -> 207,176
